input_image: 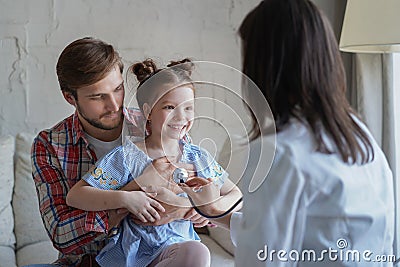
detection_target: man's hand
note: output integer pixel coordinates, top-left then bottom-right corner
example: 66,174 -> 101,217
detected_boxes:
183,208 -> 210,228
108,208 -> 129,230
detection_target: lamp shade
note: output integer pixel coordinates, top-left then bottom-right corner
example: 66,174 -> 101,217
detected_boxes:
339,0 -> 400,53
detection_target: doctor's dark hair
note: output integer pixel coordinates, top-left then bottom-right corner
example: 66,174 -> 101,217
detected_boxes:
239,0 -> 374,164
56,37 -> 123,99
129,58 -> 194,112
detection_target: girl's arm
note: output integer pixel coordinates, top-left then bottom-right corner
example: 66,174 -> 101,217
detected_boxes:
66,179 -> 165,222
132,186 -> 193,226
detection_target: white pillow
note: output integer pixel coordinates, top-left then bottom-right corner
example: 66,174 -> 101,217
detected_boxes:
217,135 -> 249,191
0,135 -> 16,248
214,135 -> 248,256
0,246 -> 17,267
208,226 -> 235,256
17,240 -> 58,266
200,234 -> 234,266
12,133 -> 50,250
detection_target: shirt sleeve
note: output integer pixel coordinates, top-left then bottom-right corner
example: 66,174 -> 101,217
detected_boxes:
235,143 -> 308,267
184,144 -> 228,188
31,133 -> 108,255
83,140 -> 152,191
83,145 -> 127,190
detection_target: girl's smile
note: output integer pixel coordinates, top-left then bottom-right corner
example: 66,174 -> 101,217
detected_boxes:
149,86 -> 195,141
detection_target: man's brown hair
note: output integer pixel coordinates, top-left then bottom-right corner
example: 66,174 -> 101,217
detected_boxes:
56,37 -> 123,99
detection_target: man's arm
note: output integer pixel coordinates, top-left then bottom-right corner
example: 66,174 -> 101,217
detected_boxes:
31,134 -> 109,254
66,179 -> 164,223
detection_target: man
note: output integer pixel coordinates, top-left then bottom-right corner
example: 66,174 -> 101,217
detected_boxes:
31,37 -> 206,266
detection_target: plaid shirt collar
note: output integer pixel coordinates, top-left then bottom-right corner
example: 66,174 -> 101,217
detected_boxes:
72,111 -> 86,145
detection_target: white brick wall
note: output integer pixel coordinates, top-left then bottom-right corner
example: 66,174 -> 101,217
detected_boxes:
0,0 -> 258,136
0,0 -> 344,153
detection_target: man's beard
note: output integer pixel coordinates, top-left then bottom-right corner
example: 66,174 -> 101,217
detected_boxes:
77,104 -> 123,131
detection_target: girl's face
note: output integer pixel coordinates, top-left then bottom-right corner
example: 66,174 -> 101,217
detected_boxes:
147,86 -> 194,140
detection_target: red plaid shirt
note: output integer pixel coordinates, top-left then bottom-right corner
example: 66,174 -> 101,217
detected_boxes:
31,108 -> 145,266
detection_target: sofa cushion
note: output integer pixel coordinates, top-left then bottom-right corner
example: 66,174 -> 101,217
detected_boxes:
208,226 -> 235,256
0,135 -> 16,249
13,133 -> 59,265
200,234 -> 234,267
0,245 -> 17,267
16,240 -> 59,266
12,133 -> 57,260
213,135 -> 245,256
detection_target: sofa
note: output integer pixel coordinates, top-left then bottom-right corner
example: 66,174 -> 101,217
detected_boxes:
0,133 -> 235,267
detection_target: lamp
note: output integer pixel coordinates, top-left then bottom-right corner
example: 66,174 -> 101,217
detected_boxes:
339,0 -> 400,53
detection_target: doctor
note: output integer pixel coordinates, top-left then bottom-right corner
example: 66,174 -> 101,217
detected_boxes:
177,0 -> 395,266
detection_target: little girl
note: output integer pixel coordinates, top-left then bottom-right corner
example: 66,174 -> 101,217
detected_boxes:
67,58 -> 242,267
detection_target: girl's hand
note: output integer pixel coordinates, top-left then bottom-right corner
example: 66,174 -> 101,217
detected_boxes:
133,185 -> 191,226
122,191 -> 165,223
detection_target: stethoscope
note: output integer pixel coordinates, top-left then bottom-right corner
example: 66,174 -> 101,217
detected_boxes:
172,168 -> 243,219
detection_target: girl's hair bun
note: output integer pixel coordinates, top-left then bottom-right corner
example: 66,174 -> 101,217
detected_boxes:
167,58 -> 194,76
131,59 -> 158,83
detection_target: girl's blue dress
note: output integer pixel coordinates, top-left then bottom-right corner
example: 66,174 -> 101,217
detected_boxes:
82,137 -> 227,267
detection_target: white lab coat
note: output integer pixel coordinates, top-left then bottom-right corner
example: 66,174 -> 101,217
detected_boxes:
230,118 -> 394,266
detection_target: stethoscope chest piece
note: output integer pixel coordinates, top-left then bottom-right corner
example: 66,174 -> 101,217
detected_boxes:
172,168 -> 189,184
